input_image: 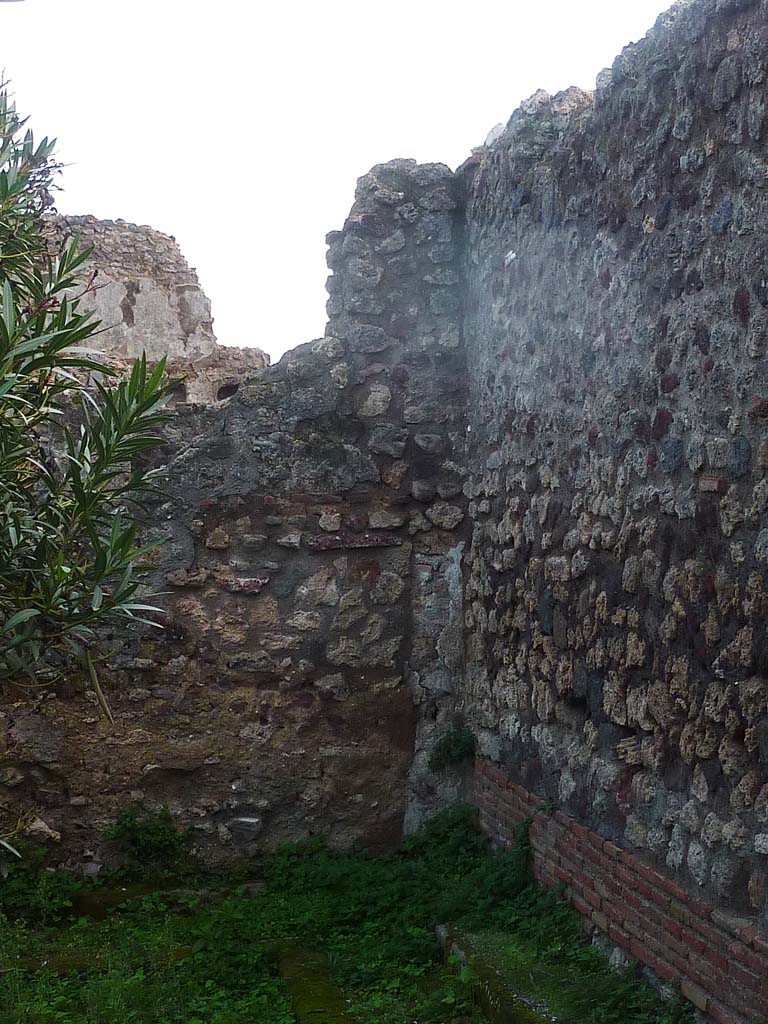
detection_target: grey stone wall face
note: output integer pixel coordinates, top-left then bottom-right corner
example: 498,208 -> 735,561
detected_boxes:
463,0 -> 768,927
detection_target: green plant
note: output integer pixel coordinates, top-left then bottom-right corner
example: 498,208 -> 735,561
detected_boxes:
428,725 -> 476,771
0,84 -> 174,691
106,809 -> 195,883
0,836 -> 20,880
0,807 -> 694,1024
0,842 -> 84,922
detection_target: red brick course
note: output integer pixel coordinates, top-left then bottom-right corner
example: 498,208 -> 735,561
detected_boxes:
473,758 -> 768,1024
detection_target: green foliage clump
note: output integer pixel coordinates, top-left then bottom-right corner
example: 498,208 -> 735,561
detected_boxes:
0,805 -> 694,1024
0,84 -> 174,690
487,885 -> 694,1024
0,844 -> 83,923
428,725 -> 476,771
106,809 -> 195,883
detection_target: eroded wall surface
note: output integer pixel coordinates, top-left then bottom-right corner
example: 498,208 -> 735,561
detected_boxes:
463,0 -> 768,932
50,215 -> 217,360
3,161 -> 467,861
46,215 -> 269,400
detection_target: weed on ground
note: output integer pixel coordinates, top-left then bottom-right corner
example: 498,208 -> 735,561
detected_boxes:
0,807 -> 693,1024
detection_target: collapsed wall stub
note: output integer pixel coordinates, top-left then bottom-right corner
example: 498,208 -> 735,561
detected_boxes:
49,215 -> 217,361
45,215 -> 269,400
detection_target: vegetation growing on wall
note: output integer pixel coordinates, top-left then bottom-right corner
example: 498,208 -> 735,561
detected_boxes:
428,725 -> 476,771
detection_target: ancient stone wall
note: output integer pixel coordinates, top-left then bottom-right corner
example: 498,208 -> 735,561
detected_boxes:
5,4 -> 768,1017
46,215 -> 269,400
2,160 -> 467,861
462,0 -> 768,958
49,215 -> 217,361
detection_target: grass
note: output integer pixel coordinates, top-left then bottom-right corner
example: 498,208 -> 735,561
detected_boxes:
0,807 -> 694,1024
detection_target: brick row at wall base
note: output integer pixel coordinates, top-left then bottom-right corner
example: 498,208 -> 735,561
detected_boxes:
473,759 -> 768,1024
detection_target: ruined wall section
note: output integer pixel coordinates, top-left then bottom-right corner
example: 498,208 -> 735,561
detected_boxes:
463,0 -> 768,941
49,215 -> 218,361
46,215 -> 269,398
2,161 -> 467,862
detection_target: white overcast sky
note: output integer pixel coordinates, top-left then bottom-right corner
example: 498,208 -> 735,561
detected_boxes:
2,0 -> 672,360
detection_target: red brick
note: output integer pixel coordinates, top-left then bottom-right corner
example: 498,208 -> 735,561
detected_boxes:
653,957 -> 680,984
593,878 -> 618,903
634,876 -> 665,905
660,913 -> 684,941
587,830 -> 606,853
557,845 -> 584,868
643,906 -> 683,941
617,885 -> 644,912
708,1001 -> 749,1024
629,937 -> 655,968
691,916 -> 731,954
603,840 -> 623,860
739,925 -> 757,946
608,924 -> 631,950
728,940 -> 768,976
557,855 -> 584,883
655,925 -> 704,962
569,869 -> 591,892
530,836 -> 554,856
662,877 -> 691,903
688,898 -> 714,920
571,822 -> 591,842
711,910 -> 755,940
690,948 -> 729,977
555,866 -> 573,886
727,960 -> 761,994
679,928 -> 706,956
545,817 -> 569,839
615,864 -> 640,890
581,886 -> 602,912
752,933 -> 768,957
553,810 -> 572,828
571,894 -> 592,919
669,899 -> 691,926
604,902 -> 625,926
681,979 -> 709,1012
729,986 -> 768,1023
640,883 -> 672,912
577,839 -> 604,867
642,931 -> 691,979
632,858 -> 669,890
592,910 -> 609,932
